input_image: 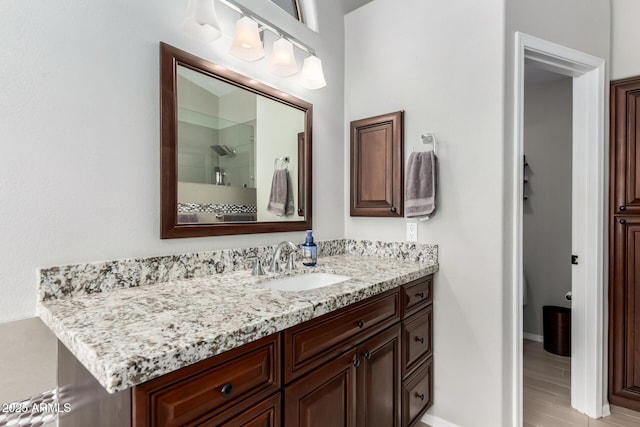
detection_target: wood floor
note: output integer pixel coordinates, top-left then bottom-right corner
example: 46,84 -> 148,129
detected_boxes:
524,339 -> 640,426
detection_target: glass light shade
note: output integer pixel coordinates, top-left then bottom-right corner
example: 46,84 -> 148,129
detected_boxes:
182,0 -> 222,43
268,38 -> 298,77
230,17 -> 265,62
299,55 -> 327,90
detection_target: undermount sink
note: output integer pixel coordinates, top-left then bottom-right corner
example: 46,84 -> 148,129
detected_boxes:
263,273 -> 351,292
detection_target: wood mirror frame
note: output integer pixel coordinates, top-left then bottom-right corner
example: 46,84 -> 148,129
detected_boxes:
160,42 -> 313,238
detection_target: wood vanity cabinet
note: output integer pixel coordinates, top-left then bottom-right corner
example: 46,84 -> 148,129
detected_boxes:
133,274 -> 434,427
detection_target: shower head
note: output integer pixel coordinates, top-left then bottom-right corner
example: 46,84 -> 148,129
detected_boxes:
210,144 -> 236,157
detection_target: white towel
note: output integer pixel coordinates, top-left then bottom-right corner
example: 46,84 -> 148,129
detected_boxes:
405,151 -> 436,219
267,169 -> 294,216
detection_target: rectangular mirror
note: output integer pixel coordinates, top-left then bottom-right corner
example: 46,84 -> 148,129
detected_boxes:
160,43 -> 313,238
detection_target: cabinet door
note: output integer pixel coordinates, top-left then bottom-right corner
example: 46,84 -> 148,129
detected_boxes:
611,77 -> 640,214
610,216 -> 640,409
284,350 -> 358,427
350,111 -> 404,217
356,325 -> 401,427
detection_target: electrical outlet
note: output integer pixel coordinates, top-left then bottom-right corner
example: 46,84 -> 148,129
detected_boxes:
406,222 -> 418,242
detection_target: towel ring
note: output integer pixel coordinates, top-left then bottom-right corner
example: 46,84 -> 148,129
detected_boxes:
421,133 -> 437,155
411,134 -> 437,155
274,156 -> 290,170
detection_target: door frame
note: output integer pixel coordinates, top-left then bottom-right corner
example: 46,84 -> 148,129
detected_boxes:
512,32 -> 607,424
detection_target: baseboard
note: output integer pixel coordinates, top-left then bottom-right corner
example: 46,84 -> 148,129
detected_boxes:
421,413 -> 460,427
523,332 -> 543,342
602,403 -> 611,417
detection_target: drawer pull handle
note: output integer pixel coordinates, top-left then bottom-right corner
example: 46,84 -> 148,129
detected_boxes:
416,292 -> 425,298
416,392 -> 425,401
415,336 -> 425,344
353,359 -> 361,368
620,218 -> 627,225
363,351 -> 371,360
357,320 -> 365,329
620,206 -> 627,211
220,383 -> 233,398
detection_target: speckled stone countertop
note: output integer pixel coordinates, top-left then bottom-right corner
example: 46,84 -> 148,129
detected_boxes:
38,246 -> 438,394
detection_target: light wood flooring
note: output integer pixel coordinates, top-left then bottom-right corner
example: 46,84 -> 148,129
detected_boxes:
524,339 -> 640,426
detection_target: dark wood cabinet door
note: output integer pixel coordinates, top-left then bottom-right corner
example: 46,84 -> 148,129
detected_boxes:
356,325 -> 401,427
611,77 -> 640,214
350,111 -> 404,217
610,216 -> 640,409
284,350 -> 358,427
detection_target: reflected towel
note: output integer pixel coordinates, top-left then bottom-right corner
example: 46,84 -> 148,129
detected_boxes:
267,169 -> 294,216
405,151 -> 436,219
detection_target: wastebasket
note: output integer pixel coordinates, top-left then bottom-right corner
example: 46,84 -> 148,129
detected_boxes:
543,305 -> 571,356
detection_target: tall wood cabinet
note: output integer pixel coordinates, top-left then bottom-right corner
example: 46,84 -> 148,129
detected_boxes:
609,76 -> 640,410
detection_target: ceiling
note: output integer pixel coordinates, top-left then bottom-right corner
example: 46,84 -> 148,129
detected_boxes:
343,0 -> 373,14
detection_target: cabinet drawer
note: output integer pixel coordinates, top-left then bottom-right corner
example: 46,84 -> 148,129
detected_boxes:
133,334 -> 280,427
284,290 -> 400,383
402,357 -> 432,427
402,306 -> 432,376
195,392 -> 281,427
402,276 -> 432,318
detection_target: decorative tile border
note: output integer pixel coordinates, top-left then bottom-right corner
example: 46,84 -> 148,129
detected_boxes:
178,202 -> 257,214
0,389 -> 58,427
38,239 -> 437,301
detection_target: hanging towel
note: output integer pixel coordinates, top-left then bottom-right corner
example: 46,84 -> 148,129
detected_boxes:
405,151 -> 437,219
267,169 -> 294,216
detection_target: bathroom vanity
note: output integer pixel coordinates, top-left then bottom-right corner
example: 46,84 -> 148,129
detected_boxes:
38,240 -> 437,427
133,275 -> 432,427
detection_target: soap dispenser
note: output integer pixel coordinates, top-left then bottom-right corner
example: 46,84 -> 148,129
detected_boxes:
301,230 -> 317,267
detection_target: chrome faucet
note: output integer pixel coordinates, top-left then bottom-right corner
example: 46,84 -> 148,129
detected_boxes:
269,241 -> 298,273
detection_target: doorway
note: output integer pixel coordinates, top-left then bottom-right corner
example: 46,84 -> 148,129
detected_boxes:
512,32 -> 606,424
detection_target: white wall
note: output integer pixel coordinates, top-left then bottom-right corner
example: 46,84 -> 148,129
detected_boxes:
611,0 -> 640,80
0,0 -> 344,399
345,1 -> 506,425
523,74 -> 573,337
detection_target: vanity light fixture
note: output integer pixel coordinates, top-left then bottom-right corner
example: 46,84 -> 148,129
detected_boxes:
182,0 -> 222,43
299,55 -> 326,90
268,37 -> 298,77
181,0 -> 327,89
229,16 -> 265,61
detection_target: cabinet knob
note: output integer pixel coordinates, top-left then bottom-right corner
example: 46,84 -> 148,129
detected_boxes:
363,351 -> 371,360
416,392 -> 425,401
620,218 -> 627,225
220,383 -> 233,398
620,206 -> 627,211
353,359 -> 361,368
357,320 -> 365,329
390,206 -> 397,212
415,336 -> 425,344
416,292 -> 425,299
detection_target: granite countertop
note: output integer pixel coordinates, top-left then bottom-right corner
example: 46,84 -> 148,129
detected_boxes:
38,253 -> 438,394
